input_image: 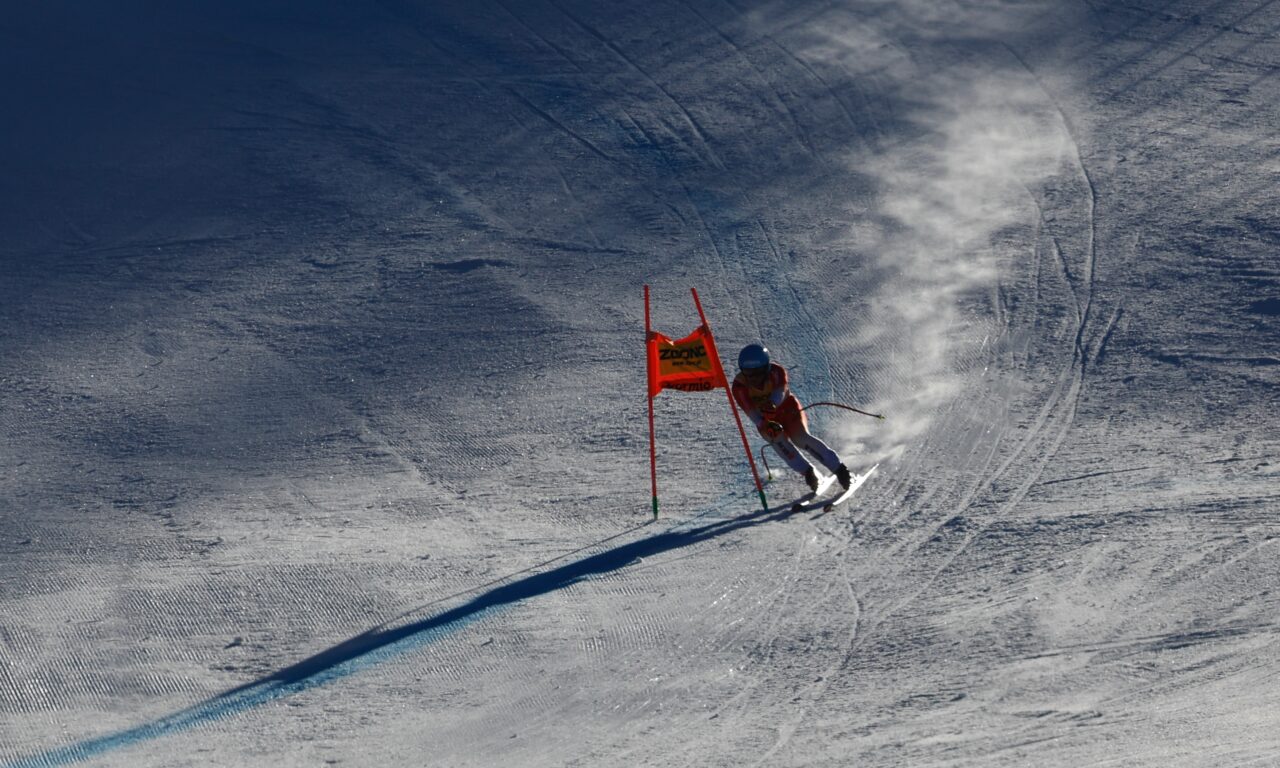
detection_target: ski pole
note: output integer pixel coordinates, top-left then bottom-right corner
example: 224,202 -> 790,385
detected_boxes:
801,401 -> 885,420
759,445 -> 774,481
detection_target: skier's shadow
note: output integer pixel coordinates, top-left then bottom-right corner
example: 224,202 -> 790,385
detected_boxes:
8,498 -> 803,768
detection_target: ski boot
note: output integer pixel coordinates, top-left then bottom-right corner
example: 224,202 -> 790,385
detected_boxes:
804,467 -> 820,492
835,463 -> 851,490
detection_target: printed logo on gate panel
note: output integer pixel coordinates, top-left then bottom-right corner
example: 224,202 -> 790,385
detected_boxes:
657,338 -> 713,378
666,381 -> 716,392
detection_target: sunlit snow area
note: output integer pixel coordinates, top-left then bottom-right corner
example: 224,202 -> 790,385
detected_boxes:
3,1 -> 1279,766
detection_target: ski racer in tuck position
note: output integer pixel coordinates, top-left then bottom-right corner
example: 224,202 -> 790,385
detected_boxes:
732,344 -> 851,492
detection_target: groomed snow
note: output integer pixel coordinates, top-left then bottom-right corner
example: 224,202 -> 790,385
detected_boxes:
2,1 -> 1278,766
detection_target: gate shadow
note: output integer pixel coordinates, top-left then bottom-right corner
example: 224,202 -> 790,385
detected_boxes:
6,498 -> 802,768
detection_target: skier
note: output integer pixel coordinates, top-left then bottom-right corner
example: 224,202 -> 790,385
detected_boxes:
732,344 -> 851,492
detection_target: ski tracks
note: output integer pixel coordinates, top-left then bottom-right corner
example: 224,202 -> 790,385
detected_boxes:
814,41 -> 1115,705
676,0 -> 820,159
748,540 -> 863,767
545,0 -> 725,170
1003,41 -> 1121,385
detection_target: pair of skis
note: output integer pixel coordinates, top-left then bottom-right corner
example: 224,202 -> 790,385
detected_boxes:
789,464 -> 879,514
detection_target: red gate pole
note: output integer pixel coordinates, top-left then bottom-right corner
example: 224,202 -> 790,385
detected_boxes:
644,285 -> 659,519
690,288 -> 769,512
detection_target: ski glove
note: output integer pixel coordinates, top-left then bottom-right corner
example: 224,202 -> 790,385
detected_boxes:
758,420 -> 785,441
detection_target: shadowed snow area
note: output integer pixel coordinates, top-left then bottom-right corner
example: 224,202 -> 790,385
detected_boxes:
2,0 -> 1279,766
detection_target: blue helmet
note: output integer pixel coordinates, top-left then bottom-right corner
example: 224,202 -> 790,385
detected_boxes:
738,343 -> 770,370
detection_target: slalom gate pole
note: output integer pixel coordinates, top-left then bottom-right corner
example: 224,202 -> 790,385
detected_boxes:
801,401 -> 886,420
644,286 -> 659,519
690,287 -> 769,513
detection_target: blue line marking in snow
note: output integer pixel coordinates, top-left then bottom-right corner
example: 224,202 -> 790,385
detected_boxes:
2,607 -> 495,768
4,489 -> 766,768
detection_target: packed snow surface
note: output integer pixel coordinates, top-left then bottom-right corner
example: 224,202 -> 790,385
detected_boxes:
2,1 -> 1279,766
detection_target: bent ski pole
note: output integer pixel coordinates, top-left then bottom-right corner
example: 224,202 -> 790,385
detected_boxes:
759,444 -> 775,481
801,401 -> 886,420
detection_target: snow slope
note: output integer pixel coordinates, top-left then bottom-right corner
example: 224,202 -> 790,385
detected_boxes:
3,0 -> 1279,765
